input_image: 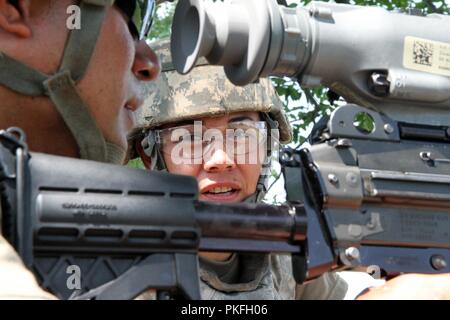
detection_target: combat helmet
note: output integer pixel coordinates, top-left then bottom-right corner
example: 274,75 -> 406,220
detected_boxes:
128,39 -> 292,202
0,0 -> 156,164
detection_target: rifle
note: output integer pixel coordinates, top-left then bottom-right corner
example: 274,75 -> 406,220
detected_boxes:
170,0 -> 450,279
0,128 -> 307,299
1,0 -> 450,300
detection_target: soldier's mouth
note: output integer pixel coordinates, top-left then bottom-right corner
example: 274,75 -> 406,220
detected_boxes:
200,183 -> 241,202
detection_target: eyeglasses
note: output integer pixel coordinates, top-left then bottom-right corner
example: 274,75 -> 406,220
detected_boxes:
155,121 -> 269,162
115,0 -> 156,40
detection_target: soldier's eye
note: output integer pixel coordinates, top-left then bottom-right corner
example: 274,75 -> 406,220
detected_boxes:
175,133 -> 201,143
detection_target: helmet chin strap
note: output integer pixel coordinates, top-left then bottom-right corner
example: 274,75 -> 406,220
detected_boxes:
141,131 -> 167,171
243,160 -> 271,204
0,0 -> 127,164
106,141 -> 127,165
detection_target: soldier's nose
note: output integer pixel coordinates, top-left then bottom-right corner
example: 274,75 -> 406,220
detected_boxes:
133,40 -> 160,82
203,148 -> 236,172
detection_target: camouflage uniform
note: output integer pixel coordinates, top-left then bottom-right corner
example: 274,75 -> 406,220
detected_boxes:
129,40 -> 382,300
199,254 -> 355,300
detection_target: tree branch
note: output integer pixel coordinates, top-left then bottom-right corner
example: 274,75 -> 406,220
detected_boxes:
267,171 -> 282,192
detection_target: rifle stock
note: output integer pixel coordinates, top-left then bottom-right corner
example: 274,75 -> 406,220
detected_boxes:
0,130 -> 307,299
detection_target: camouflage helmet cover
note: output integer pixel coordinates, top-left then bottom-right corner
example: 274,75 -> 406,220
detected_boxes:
128,39 -> 292,159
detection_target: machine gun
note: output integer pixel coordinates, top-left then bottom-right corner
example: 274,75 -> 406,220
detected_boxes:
170,0 -> 450,278
0,128 -> 307,300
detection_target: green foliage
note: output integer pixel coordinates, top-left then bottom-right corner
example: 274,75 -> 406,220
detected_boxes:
353,112 -> 376,134
148,1 -> 177,40
127,158 -> 145,169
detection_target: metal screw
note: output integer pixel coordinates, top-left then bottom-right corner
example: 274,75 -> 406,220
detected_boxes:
431,255 -> 447,271
328,173 -> 339,185
345,247 -> 360,261
337,139 -> 352,148
348,224 -> 363,238
384,123 -> 394,134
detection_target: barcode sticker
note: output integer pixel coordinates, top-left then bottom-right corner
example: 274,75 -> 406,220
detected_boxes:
403,36 -> 450,77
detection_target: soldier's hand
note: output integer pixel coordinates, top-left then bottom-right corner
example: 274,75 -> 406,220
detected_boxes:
357,273 -> 450,300
0,236 -> 56,299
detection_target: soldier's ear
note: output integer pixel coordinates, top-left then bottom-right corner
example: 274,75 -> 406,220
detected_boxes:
135,140 -> 152,169
0,0 -> 31,38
